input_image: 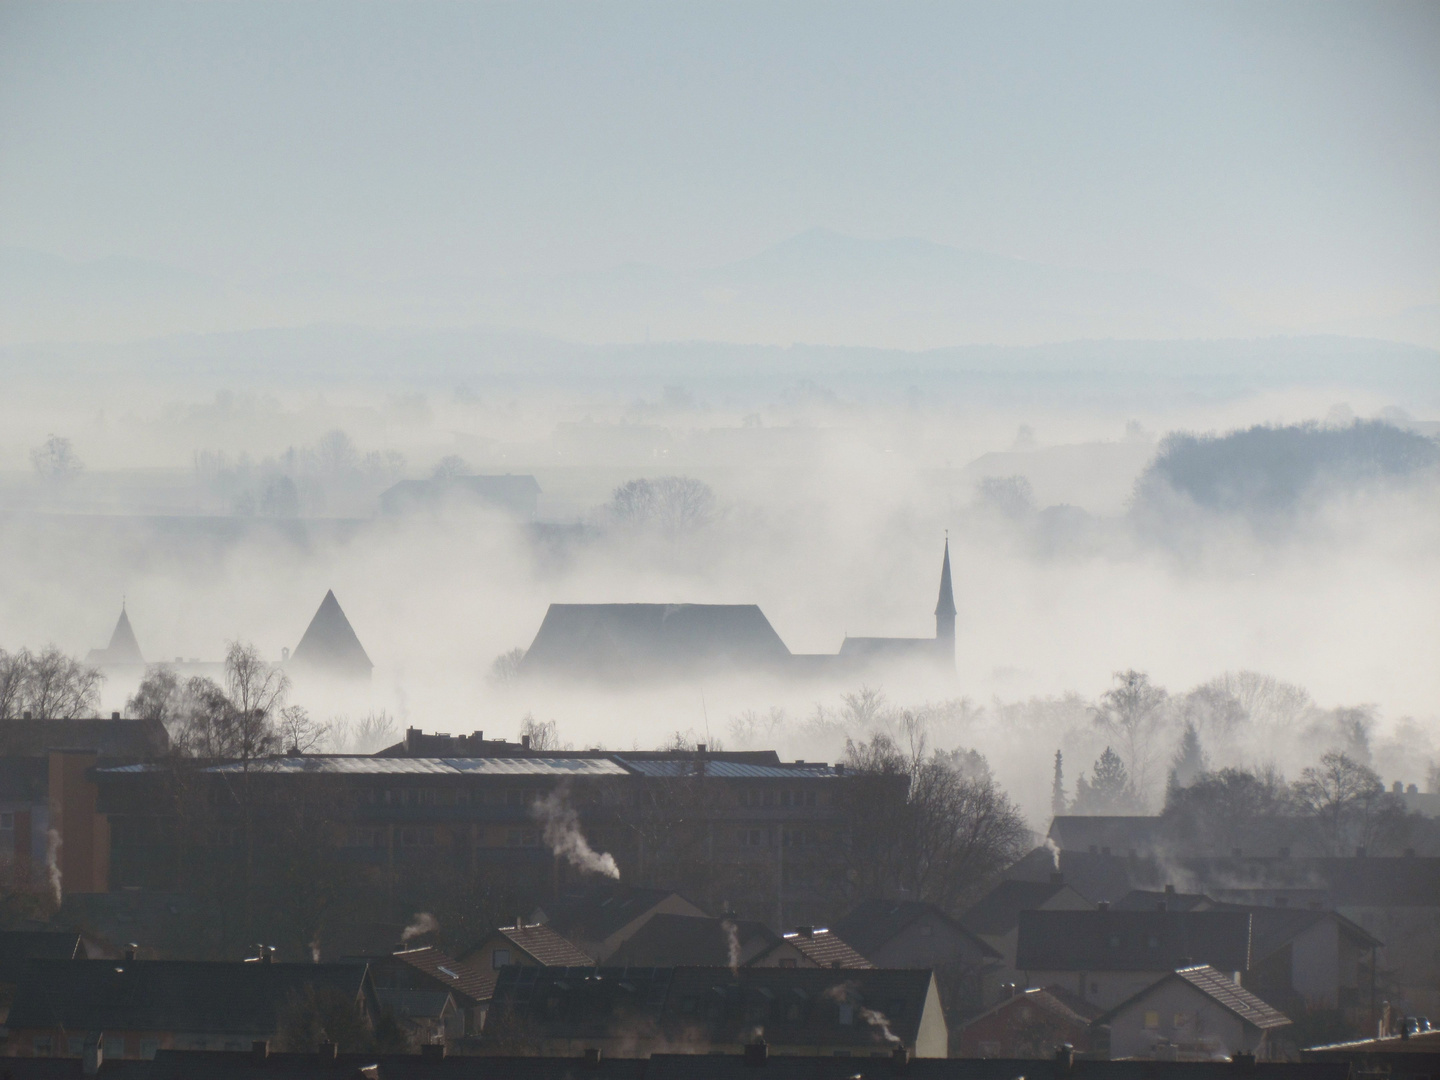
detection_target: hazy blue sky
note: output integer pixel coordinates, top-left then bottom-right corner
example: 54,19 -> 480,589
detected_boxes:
1,1 -> 1436,326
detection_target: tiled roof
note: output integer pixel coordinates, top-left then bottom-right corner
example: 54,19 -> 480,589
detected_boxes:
533,885 -> 694,943
391,947 -> 492,1004
1097,965 -> 1291,1031
781,928 -> 873,969
832,900 -> 1001,960
1015,909 -> 1251,973
497,923 -> 595,967
98,756 -> 627,777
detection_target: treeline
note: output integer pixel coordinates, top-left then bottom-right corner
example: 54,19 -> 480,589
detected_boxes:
0,646 -> 104,720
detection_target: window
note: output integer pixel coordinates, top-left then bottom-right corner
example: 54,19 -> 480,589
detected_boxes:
1173,1012 -> 1188,1028
140,1040 -> 159,1060
1144,1011 -> 1160,1030
492,948 -> 511,969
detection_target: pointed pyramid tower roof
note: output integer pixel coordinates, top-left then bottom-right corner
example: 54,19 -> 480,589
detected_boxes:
934,539 -> 956,619
88,604 -> 145,666
291,590 -> 373,678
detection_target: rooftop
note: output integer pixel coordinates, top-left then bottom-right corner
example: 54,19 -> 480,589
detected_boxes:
1015,909 -> 1252,973
781,927 -> 873,969
1097,965 -> 1291,1031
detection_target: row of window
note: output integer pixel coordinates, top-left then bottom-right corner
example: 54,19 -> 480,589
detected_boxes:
348,786 -> 825,810
739,789 -> 818,808
344,827 -> 541,849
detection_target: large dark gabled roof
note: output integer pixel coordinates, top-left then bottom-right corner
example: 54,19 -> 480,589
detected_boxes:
959,880 -> 1074,937
0,931 -> 82,984
609,915 -> 777,968
0,717 -> 169,759
1016,909 -> 1251,973
531,885 -> 699,945
519,603 -> 792,680
6,959 -> 372,1033
833,900 -> 1001,961
390,946 -> 494,1005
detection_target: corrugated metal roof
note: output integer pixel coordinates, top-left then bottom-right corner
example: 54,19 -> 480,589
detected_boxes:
97,757 -> 628,777
616,759 -> 837,779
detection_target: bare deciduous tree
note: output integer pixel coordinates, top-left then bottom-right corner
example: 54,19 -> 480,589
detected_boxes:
605,475 -> 716,537
519,714 -> 563,751
125,665 -> 182,724
30,435 -> 84,483
488,647 -> 525,687
1092,670 -> 1171,806
4,646 -> 105,719
1293,750 -> 1410,855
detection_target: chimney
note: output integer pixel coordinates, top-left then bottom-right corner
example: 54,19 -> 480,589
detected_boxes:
1054,1044 -> 1075,1071
82,1033 -> 103,1076
1049,871 -> 1065,885
697,743 -> 707,754
420,1044 -> 446,1059
1231,1050 -> 1256,1070
516,916 -> 525,930
123,943 -> 137,961
317,1042 -> 337,1061
404,727 -> 420,755
796,925 -> 814,938
743,1039 -> 768,1067
252,1041 -> 269,1061
583,1048 -> 602,1069
1164,884 -> 1175,895
1393,781 -> 1404,794
110,712 -> 120,720
834,763 -> 845,776
521,735 -> 531,750
1097,900 -> 1110,911
890,1043 -> 910,1072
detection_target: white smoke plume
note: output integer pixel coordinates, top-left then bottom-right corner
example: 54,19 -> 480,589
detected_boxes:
533,786 -> 620,879
860,1007 -> 901,1044
721,918 -> 741,972
45,828 -> 62,905
400,912 -> 439,943
309,937 -> 321,963
1045,837 -> 1062,872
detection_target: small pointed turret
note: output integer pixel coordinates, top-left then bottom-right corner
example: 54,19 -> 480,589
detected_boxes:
934,539 -> 956,643
87,604 -> 145,666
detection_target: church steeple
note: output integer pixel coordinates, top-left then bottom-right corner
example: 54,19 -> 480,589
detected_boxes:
934,538 -> 956,642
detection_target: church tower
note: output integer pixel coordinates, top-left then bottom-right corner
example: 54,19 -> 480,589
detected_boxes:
934,538 -> 956,647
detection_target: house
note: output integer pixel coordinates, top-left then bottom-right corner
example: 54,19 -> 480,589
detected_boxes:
1114,887 -> 1213,913
608,914 -> 782,968
833,900 -> 1001,1018
1223,905 -> 1381,1020
1302,1026 -> 1440,1072
953,986 -> 1102,1058
485,965 -> 949,1058
361,947 -> 491,1035
455,921 -> 595,1026
288,591 -> 373,680
1014,908 -> 1252,1011
1094,965 -> 1291,1061
3,957 -> 379,1058
379,475 -> 541,519
780,926 -> 872,969
374,988 -> 458,1046
959,875 -> 1093,976
529,886 -> 708,962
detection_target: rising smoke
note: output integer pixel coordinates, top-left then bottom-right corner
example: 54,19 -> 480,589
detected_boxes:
533,785 -> 620,879
400,911 -> 439,943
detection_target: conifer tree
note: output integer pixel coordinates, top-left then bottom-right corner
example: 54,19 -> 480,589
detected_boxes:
1051,749 -> 1067,816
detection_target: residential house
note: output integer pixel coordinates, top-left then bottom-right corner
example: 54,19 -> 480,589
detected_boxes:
485,965 -> 948,1058
529,886 -> 708,962
3,957 -> 379,1058
373,988 -> 458,1046
1014,908 -> 1252,1011
362,947 -> 491,1035
959,874 -> 1092,991
1094,965 -> 1291,1061
608,914 -> 783,968
953,986 -> 1101,1058
455,921 -> 594,1027
832,900 -> 1002,1019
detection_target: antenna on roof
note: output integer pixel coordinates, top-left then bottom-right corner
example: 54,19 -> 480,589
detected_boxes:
701,689 -> 711,749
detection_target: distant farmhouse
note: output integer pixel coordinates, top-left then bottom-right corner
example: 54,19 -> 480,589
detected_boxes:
519,540 -> 957,682
379,474 -> 541,519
